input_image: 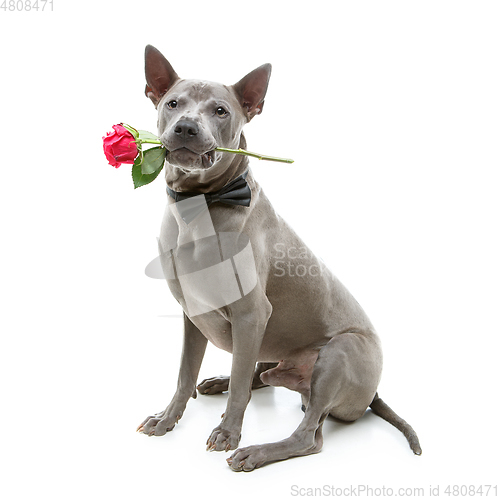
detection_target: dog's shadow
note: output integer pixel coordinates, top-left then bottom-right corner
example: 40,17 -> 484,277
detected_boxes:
200,386 -> 380,440
189,386 -> 406,471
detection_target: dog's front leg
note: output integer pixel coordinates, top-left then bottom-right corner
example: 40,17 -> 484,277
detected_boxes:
137,314 -> 207,436
207,298 -> 272,452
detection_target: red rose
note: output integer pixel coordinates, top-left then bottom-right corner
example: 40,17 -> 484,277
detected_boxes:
103,124 -> 138,168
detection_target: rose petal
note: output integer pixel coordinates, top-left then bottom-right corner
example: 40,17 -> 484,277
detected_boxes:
103,124 -> 137,168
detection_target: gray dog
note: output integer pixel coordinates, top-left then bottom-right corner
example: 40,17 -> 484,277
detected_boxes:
136,45 -> 421,471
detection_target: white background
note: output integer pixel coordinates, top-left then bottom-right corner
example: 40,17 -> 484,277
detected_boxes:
1,1 -> 499,498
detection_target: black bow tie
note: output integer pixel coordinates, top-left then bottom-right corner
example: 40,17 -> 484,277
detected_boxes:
166,170 -> 251,224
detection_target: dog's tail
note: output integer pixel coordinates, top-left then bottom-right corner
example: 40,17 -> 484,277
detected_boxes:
369,393 -> 422,455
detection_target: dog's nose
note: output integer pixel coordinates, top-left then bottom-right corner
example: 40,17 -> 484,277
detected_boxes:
174,119 -> 199,139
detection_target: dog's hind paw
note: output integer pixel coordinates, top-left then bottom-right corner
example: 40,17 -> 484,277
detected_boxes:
197,376 -> 230,395
227,446 -> 266,472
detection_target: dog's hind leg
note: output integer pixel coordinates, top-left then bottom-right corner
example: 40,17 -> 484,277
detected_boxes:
227,332 -> 382,472
197,362 -> 278,395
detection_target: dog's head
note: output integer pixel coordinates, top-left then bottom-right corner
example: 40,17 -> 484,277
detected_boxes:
144,45 -> 271,191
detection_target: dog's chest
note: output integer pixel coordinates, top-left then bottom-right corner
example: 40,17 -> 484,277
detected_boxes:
158,202 -> 257,324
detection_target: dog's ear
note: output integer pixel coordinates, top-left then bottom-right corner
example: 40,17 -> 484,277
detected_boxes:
232,63 -> 272,120
144,45 -> 179,108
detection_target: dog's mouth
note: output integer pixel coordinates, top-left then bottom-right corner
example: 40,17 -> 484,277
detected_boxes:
201,150 -> 215,169
167,147 -> 215,171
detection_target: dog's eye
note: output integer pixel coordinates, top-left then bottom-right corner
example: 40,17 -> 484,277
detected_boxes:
167,100 -> 178,110
216,106 -> 228,117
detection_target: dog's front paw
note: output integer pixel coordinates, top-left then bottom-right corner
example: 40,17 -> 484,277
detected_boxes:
206,425 -> 241,452
136,409 -> 182,436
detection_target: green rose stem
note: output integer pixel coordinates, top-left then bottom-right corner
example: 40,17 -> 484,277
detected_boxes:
122,125 -> 294,164
214,147 -> 294,164
137,141 -> 294,164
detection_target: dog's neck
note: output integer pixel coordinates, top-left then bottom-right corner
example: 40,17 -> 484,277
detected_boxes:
165,135 -> 250,194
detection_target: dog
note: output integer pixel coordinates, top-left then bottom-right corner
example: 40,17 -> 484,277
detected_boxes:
136,45 -> 421,471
